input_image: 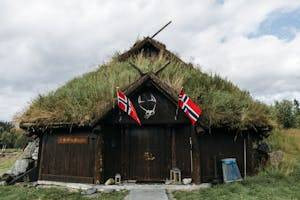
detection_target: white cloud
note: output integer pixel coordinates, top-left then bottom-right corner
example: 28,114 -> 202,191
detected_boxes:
0,0 -> 300,121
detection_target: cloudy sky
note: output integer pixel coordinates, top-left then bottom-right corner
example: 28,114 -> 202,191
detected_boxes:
1,0 -> 300,121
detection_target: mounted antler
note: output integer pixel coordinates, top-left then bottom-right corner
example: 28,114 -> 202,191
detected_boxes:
129,62 -> 145,76
138,94 -> 157,119
154,61 -> 171,75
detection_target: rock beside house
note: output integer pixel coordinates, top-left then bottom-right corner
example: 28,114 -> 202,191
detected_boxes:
1,139 -> 39,184
269,150 -> 284,167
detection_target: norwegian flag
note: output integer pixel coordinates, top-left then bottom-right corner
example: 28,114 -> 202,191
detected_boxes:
178,88 -> 202,125
117,90 -> 141,126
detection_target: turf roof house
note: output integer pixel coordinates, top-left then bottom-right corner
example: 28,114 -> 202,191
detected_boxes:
20,37 -> 271,184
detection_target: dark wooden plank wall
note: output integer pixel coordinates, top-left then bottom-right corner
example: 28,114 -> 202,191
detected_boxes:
103,125 -> 192,182
39,130 -> 96,183
38,126 -> 251,184
199,130 -> 245,183
103,126 -> 122,181
173,126 -> 192,179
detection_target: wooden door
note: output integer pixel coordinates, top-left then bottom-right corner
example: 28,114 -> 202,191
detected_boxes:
128,126 -> 170,181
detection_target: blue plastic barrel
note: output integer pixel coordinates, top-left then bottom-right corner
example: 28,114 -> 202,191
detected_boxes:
221,158 -> 242,183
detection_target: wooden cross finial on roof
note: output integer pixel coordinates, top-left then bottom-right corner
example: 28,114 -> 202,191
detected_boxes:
128,61 -> 171,77
154,61 -> 171,75
151,21 -> 172,39
129,62 -> 145,76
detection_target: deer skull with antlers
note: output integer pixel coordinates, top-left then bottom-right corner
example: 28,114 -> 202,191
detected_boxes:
138,93 -> 157,119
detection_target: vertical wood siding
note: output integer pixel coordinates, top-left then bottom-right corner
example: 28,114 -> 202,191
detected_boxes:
199,130 -> 246,183
39,131 -> 96,183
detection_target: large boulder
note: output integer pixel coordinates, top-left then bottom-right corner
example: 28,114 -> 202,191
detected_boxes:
10,159 -> 34,176
105,178 -> 115,185
1,139 -> 39,184
22,139 -> 39,160
268,150 -> 284,167
183,178 -> 192,185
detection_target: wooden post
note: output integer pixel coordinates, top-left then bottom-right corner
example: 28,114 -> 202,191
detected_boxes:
94,133 -> 104,184
171,128 -> 176,168
121,127 -> 130,180
38,133 -> 45,181
191,126 -> 201,183
189,137 -> 193,173
246,134 -> 254,175
243,136 -> 247,178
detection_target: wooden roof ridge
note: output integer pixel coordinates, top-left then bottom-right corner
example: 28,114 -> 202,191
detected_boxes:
117,37 -> 185,63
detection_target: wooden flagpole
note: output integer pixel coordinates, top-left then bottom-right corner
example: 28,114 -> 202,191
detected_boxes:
175,87 -> 183,120
116,87 -> 122,122
190,136 -> 193,173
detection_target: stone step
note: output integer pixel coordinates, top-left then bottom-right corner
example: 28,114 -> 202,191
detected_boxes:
126,189 -> 169,200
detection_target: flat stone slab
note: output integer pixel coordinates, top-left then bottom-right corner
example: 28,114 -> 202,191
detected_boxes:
37,180 -> 211,191
126,189 -> 168,200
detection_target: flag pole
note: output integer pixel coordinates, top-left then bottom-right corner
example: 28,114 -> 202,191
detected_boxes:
116,87 -> 122,122
190,136 -> 193,173
175,87 -> 183,120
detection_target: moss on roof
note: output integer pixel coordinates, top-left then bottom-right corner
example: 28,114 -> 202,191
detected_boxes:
19,53 -> 271,132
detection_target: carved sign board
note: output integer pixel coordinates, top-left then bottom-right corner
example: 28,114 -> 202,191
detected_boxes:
57,136 -> 88,144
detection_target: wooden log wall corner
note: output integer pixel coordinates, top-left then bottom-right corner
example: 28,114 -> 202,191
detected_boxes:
246,133 -> 255,175
38,134 -> 45,181
94,132 -> 104,184
191,126 -> 201,184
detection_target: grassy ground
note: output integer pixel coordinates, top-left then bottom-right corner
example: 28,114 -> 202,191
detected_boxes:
174,129 -> 300,200
0,149 -> 22,176
0,186 -> 128,200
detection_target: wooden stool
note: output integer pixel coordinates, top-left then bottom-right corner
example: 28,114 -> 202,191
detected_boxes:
170,168 -> 181,184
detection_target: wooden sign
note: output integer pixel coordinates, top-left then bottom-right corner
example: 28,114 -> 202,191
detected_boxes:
57,136 -> 88,144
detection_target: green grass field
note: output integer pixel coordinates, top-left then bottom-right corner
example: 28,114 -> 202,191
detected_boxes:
174,129 -> 300,200
174,168 -> 300,200
0,149 -> 22,176
0,186 -> 127,200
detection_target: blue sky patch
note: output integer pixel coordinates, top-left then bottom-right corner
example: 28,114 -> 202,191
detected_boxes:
216,0 -> 224,5
249,8 -> 300,41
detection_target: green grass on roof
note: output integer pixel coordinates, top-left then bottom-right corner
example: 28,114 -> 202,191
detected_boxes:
19,54 -> 271,131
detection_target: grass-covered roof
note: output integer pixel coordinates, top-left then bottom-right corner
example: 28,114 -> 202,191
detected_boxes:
19,39 -> 272,132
